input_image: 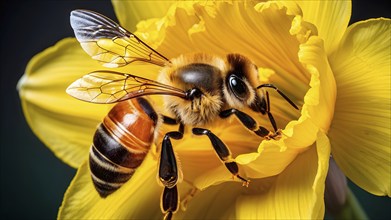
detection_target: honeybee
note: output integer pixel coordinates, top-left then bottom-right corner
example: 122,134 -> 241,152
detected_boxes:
68,9 -> 298,220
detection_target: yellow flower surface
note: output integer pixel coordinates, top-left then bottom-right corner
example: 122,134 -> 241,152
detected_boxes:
18,0 -> 390,219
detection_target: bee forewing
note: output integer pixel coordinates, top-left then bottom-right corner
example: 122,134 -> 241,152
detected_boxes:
66,71 -> 187,104
70,9 -> 169,68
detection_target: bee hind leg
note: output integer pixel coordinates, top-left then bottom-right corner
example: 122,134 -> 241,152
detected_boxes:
192,128 -> 250,187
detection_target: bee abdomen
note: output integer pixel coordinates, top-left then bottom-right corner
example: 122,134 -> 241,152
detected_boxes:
89,99 -> 157,198
89,145 -> 134,197
90,123 -> 148,197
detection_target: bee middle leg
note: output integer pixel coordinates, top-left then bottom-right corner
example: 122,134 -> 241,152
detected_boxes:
161,185 -> 179,220
192,128 -> 250,186
219,108 -> 281,140
159,131 -> 182,220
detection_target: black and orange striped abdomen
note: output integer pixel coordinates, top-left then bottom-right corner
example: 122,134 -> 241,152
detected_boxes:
89,98 -> 159,197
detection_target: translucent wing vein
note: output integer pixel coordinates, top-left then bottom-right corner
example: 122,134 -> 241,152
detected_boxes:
70,9 -> 169,68
66,71 -> 187,104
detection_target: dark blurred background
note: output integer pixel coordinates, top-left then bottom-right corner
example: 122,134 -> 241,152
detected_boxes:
0,0 -> 390,219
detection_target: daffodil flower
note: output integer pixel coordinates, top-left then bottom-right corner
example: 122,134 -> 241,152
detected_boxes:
18,1 -> 390,219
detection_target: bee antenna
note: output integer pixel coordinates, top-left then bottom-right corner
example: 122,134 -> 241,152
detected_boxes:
256,84 -> 299,110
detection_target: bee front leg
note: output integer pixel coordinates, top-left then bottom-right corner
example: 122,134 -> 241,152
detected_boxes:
219,108 -> 281,140
159,131 -> 182,219
192,128 -> 250,187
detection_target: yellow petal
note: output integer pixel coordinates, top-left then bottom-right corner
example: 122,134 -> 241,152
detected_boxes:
298,36 -> 337,133
236,17 -> 336,180
328,18 -> 391,196
58,154 -> 163,219
18,38 -> 109,168
295,0 -> 352,54
236,132 -> 330,219
111,0 -> 176,31
176,182 -> 242,219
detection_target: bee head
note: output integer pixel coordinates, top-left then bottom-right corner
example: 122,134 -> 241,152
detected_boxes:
223,54 -> 261,110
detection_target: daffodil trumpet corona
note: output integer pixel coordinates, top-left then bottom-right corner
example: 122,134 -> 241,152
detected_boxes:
67,9 -> 298,220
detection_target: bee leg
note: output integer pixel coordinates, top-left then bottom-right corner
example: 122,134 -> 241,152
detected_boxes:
192,128 -> 250,187
161,185 -> 179,220
162,115 -> 184,134
159,131 -> 182,188
219,108 -> 281,139
178,123 -> 185,134
162,115 -> 179,125
159,131 -> 182,219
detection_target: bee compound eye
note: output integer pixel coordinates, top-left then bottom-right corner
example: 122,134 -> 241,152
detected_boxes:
228,75 -> 248,100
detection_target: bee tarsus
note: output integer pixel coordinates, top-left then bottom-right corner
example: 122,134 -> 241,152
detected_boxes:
161,186 -> 178,220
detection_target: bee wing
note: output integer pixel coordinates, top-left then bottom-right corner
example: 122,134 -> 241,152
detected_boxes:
66,71 -> 187,104
70,9 -> 169,68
